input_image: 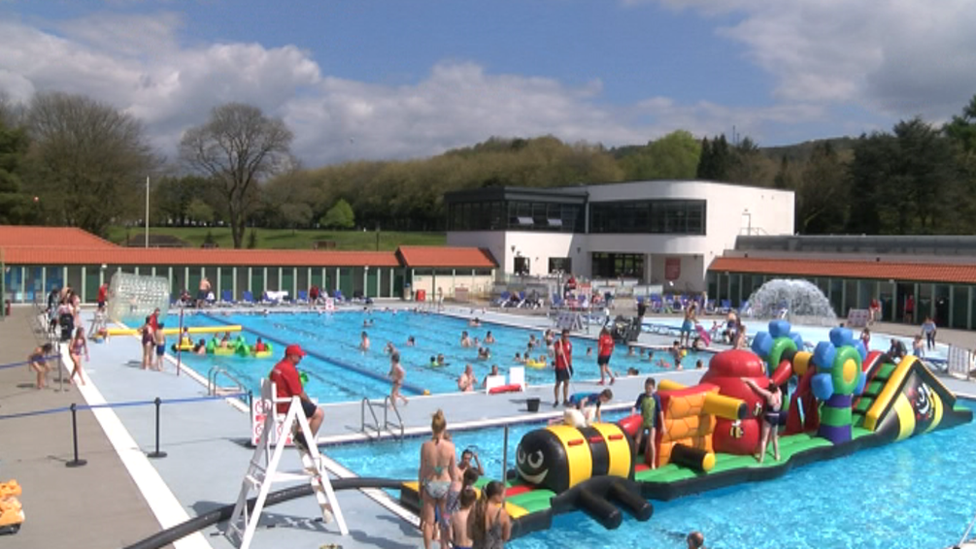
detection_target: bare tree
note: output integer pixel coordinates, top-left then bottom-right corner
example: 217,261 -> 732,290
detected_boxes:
26,92 -> 156,236
179,103 -> 294,248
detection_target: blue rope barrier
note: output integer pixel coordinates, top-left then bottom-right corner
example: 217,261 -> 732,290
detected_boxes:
0,392 -> 249,421
0,406 -> 72,420
0,355 -> 62,370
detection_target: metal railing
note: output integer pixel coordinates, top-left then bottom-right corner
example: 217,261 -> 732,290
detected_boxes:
359,397 -> 404,440
360,397 -> 382,439
384,396 -> 404,439
207,366 -> 247,397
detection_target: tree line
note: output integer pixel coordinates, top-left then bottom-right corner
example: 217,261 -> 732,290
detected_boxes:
1,89 -> 975,246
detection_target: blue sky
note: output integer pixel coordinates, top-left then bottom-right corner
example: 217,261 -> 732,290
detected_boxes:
1,0 -> 974,166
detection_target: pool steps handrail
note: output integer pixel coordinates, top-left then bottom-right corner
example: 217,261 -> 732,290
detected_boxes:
959,509 -> 976,547
360,397 -> 404,440
207,366 -> 247,398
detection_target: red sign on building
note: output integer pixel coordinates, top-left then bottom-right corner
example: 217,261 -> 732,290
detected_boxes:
665,257 -> 681,281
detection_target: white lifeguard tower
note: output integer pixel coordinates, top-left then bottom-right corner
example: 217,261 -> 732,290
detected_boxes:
226,380 -> 347,549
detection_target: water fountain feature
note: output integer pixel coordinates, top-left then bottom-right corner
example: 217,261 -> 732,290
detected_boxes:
742,279 -> 838,326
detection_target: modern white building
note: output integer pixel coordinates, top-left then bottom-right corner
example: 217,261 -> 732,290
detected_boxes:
445,181 -> 795,292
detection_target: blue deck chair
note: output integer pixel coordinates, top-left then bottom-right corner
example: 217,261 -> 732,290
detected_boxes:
334,289 -> 346,303
492,291 -> 511,307
218,289 -> 234,307
719,299 -> 731,313
241,290 -> 257,306
296,290 -> 309,304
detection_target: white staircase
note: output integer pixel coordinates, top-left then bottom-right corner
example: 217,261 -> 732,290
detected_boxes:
226,380 -> 348,549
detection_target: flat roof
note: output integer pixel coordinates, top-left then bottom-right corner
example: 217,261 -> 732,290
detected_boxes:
709,256 -> 976,284
397,246 -> 497,268
444,186 -> 588,205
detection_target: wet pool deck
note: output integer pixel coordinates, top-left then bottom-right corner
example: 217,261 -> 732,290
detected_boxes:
3,302 -> 976,549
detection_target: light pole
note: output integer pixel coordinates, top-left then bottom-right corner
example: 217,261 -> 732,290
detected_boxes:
742,209 -> 752,236
144,176 -> 150,248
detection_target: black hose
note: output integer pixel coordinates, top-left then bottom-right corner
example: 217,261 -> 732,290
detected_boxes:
121,477 -> 407,549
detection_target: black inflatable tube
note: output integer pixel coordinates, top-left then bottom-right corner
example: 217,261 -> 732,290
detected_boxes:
121,477 -> 406,549
608,481 -> 653,522
578,487 -> 622,529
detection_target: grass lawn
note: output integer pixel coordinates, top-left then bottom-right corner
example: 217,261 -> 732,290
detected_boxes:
107,226 -> 446,251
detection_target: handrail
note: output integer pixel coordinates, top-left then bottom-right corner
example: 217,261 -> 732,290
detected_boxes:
383,396 -> 404,439
360,397 -> 381,439
207,366 -> 246,398
959,509 -> 976,546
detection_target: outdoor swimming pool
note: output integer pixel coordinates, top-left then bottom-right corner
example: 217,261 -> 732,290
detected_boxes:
325,399 -> 976,549
163,310 -> 712,403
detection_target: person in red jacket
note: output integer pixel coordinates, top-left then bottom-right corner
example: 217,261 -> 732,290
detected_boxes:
553,329 -> 573,407
269,344 -> 323,451
596,326 -> 616,385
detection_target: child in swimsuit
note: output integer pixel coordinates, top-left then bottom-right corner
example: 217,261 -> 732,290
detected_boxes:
388,352 -> 408,408
743,377 -> 782,463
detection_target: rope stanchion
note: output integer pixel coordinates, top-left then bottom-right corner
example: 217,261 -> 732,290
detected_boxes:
66,403 -> 87,468
147,397 -> 167,459
0,355 -> 62,371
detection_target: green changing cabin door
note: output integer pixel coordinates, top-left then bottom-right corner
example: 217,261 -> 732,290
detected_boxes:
366,268 -> 379,298
281,268 -> 295,298
339,268 -> 354,299
84,265 -> 100,304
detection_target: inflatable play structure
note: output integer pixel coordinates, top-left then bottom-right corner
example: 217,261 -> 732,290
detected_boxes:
205,335 -> 273,358
0,480 -> 24,535
401,320 -> 973,538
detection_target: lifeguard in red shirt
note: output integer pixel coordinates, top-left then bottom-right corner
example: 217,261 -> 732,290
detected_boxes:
553,329 -> 574,407
597,326 -> 616,385
269,344 -> 323,451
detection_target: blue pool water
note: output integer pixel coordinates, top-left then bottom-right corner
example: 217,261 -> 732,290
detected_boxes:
325,400 -> 976,549
162,310 -> 712,403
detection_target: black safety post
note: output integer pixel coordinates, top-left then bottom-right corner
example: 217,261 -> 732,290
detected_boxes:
147,397 -> 167,459
66,403 -> 87,468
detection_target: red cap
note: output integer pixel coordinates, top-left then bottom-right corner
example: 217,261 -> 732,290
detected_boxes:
285,344 -> 306,357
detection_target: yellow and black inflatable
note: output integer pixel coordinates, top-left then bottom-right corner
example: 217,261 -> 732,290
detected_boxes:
515,423 -> 634,494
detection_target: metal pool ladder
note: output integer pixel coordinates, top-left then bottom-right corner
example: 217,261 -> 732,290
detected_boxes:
208,366 -> 246,398
360,397 -> 404,440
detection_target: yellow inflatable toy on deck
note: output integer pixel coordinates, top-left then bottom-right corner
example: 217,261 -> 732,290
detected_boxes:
0,479 -> 24,535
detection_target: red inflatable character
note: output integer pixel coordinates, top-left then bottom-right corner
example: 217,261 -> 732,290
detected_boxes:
700,349 -> 769,455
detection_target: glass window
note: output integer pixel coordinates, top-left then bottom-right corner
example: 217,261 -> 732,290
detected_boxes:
549,257 -> 572,274
589,200 -> 706,234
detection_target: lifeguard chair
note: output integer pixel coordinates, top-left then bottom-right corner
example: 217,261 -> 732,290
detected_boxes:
226,379 -> 347,548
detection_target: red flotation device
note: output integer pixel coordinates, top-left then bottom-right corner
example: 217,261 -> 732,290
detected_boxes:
616,414 -> 642,438
488,384 -> 522,394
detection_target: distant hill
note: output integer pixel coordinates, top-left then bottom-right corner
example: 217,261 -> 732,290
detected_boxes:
760,137 -> 857,162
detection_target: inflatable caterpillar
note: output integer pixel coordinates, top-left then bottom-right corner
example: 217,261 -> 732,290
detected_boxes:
516,423 -> 634,494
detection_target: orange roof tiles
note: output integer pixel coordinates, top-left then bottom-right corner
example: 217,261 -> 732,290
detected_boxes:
0,225 -> 116,248
397,246 -> 497,268
709,257 -> 976,284
0,245 -> 400,267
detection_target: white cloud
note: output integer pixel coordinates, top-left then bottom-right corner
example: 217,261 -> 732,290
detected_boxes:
0,12 -> 841,166
639,0 -> 976,120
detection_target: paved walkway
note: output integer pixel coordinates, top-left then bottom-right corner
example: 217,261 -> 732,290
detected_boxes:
0,306 -> 170,549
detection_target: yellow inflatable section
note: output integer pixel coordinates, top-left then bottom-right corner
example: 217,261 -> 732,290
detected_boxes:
107,325 -> 242,336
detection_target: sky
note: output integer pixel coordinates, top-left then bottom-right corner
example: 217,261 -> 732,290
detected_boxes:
1,0 -> 975,168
